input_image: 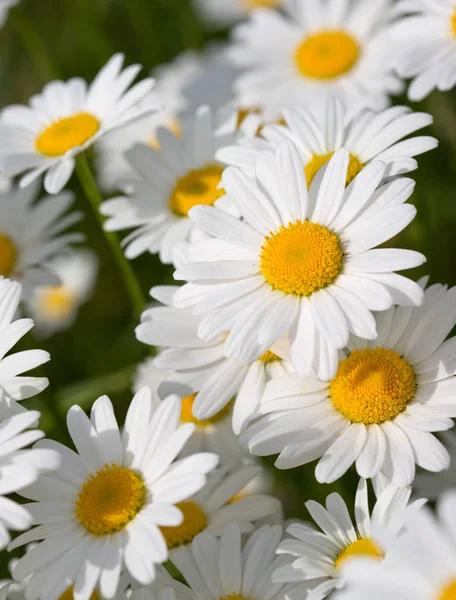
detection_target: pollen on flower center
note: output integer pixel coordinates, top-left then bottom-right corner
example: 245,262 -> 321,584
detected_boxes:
330,348 -> 417,425
439,579 -> 456,600
335,538 -> 383,569
37,286 -> 76,321
169,164 -> 225,217
58,586 -> 99,600
259,350 -> 281,363
35,112 -> 100,157
295,30 -> 360,80
451,11 -> 456,37
75,463 -> 146,536
260,220 -> 343,296
305,152 -> 364,187
160,500 -> 208,549
180,393 -> 232,427
0,234 -> 17,277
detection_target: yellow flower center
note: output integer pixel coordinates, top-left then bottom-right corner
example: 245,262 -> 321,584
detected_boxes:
149,119 -> 181,150
180,393 -> 232,428
36,286 -> 76,321
260,220 -> 343,296
169,164 -> 225,217
439,580 -> 456,600
58,587 -> 99,600
223,595 -> 252,600
330,348 -> 417,425
259,350 -> 281,363
35,112 -> 100,157
160,500 -> 208,549
0,234 -> 17,277
295,30 -> 360,80
305,152 -> 364,187
335,538 -> 383,569
244,0 -> 279,7
451,11 -> 456,36
75,464 -> 146,536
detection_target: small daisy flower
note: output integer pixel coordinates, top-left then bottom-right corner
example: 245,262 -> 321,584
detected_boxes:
218,98 -> 438,185
243,277 -> 456,485
136,285 -> 294,433
96,51 -> 204,192
194,0 -> 283,28
174,141 -> 425,382
227,0 -> 402,121
342,490 -> 456,600
273,479 -> 423,600
391,0 -> 456,101
24,249 -> 98,338
0,410 -> 60,550
9,390 -> 219,600
0,53 -> 157,194
0,181 -> 83,297
0,279 -> 50,419
99,104 -> 237,266
0,0 -> 18,27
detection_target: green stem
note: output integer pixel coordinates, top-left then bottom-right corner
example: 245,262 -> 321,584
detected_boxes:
163,559 -> 189,586
75,153 -> 145,318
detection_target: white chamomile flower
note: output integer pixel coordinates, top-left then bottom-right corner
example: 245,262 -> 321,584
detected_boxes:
413,431 -> 456,500
218,98 -> 438,184
24,249 -> 98,338
243,277 -> 456,485
99,104 -> 237,267
341,490 -> 456,600
273,479 -> 423,600
0,53 -> 157,194
0,279 -> 50,418
391,0 -> 456,101
9,390 -> 219,600
174,141 -> 425,383
227,0 -> 402,121
0,181 -> 83,297
0,410 -> 60,550
194,0 -> 283,27
136,286 -> 294,434
0,0 -> 18,27
96,51 -> 204,192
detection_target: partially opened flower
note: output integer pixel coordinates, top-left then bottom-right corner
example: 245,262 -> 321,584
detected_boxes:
0,53 -> 157,194
9,391 -> 219,600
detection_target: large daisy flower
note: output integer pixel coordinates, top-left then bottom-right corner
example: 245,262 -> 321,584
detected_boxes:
273,479 -> 423,600
194,0 -> 283,27
218,98 -> 438,184
0,181 -> 83,297
0,410 -> 60,550
174,141 -> 425,382
136,286 -> 293,433
242,278 -> 456,485
391,0 -> 456,101
0,279 -> 50,419
227,0 -> 402,121
9,390 -> 219,600
99,105 -> 237,267
0,53 -> 157,194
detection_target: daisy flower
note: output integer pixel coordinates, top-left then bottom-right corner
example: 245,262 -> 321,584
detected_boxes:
227,0 -> 402,121
0,53 -> 157,194
342,490 -> 456,600
24,249 -> 98,338
99,104 -> 237,266
273,479 -> 423,600
174,141 -> 425,382
391,0 -> 456,101
9,390 -> 219,600
218,98 -> 438,185
194,0 -> 283,28
96,51 -> 204,192
136,285 -> 294,433
0,0 -> 18,27
0,279 -> 50,419
0,410 -> 60,550
243,277 -> 456,485
0,181 -> 83,297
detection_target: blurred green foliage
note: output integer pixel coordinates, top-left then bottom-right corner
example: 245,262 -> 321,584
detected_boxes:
1,0 -> 456,577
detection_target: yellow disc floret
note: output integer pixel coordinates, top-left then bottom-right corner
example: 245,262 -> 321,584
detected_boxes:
75,463 -> 146,536
439,580 -> 456,600
305,152 -> 364,187
180,393 -> 232,427
330,348 -> 417,425
335,538 -> 383,569
160,500 -> 208,549
451,11 -> 456,37
295,30 -> 360,80
35,112 -> 100,157
169,164 -> 225,217
0,234 -> 17,277
223,595 -> 252,600
36,286 -> 76,321
259,350 -> 281,364
58,587 -> 99,600
260,220 -> 343,296
244,0 -> 279,7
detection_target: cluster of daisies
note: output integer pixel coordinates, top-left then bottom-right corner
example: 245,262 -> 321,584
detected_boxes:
1,0 -> 456,600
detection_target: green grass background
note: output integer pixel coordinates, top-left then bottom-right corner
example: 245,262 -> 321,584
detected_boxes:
0,0 -> 455,577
